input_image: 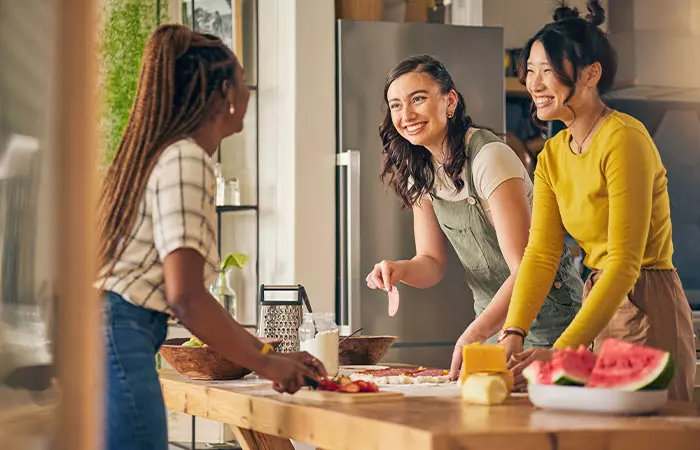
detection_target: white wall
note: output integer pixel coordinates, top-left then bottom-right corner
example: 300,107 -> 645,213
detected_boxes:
483,0 -> 608,48
258,0 -> 336,314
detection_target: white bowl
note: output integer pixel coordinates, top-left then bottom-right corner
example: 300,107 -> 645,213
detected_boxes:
528,384 -> 668,415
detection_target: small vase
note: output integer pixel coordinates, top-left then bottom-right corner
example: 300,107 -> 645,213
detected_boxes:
209,268 -> 238,320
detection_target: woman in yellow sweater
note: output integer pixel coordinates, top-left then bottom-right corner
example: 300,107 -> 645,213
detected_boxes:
499,1 -> 696,401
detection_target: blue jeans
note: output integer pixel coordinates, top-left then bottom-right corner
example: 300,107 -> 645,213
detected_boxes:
104,291 -> 169,450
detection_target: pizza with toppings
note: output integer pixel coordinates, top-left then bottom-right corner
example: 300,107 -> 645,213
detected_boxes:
348,366 -> 452,385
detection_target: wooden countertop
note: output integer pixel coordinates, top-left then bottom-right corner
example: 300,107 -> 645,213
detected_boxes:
160,370 -> 700,450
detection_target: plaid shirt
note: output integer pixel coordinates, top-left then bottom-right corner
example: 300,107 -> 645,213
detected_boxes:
97,138 -> 219,313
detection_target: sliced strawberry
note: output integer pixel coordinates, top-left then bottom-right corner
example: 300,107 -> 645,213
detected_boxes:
318,379 -> 339,391
340,382 -> 360,393
337,376 -> 352,386
362,381 -> 378,393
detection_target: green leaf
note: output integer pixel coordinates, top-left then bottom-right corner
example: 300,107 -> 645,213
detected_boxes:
221,253 -> 249,271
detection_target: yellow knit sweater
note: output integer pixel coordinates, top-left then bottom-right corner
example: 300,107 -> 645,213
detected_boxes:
504,111 -> 674,349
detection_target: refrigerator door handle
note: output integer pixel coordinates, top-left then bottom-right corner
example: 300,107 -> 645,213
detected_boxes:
336,150 -> 361,333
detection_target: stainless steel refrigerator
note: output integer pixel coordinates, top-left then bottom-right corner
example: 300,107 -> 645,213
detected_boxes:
336,20 -> 505,368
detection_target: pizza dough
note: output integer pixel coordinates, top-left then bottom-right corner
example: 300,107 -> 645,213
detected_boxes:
349,367 -> 452,385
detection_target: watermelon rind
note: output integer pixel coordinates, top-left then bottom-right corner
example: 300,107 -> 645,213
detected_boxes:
550,368 -> 586,386
640,355 -> 675,391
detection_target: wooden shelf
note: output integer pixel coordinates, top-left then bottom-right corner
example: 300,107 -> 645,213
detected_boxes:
216,205 -> 258,213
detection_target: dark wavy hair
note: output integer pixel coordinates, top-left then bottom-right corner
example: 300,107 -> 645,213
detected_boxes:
379,55 -> 473,209
517,0 -> 617,120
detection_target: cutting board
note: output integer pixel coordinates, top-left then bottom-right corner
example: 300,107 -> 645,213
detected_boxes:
293,388 -> 404,404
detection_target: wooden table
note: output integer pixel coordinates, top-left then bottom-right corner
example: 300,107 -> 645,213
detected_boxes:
160,370 -> 700,450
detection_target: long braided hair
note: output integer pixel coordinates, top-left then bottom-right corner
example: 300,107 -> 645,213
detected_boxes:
97,24 -> 239,274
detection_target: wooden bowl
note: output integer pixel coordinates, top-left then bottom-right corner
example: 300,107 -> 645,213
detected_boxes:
338,335 -> 397,366
159,337 -> 283,380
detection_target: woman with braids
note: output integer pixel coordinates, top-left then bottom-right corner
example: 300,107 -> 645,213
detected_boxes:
365,55 -> 582,381
95,25 -> 326,449
500,1 -> 696,400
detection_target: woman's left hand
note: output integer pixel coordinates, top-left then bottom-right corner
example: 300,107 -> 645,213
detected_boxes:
509,347 -> 554,391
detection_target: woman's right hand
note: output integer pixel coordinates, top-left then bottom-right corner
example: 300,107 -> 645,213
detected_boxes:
366,260 -> 405,291
257,351 -> 324,394
502,333 -> 525,363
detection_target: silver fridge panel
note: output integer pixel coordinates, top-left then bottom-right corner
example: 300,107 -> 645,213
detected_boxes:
337,20 -> 505,367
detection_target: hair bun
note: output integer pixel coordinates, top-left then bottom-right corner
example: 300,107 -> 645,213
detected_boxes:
586,0 -> 606,26
553,4 -> 580,22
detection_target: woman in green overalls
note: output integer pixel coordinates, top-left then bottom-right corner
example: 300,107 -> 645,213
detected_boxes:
365,55 -> 583,380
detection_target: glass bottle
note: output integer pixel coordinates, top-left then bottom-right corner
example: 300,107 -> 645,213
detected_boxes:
209,267 -> 237,320
299,312 -> 339,377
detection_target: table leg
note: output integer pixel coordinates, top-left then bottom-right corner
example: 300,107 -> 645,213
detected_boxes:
230,425 -> 295,450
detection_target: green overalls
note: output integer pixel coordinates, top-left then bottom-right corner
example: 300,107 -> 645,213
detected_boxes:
431,129 -> 582,348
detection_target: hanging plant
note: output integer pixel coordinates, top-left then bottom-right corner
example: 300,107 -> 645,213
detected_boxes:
97,0 -> 169,170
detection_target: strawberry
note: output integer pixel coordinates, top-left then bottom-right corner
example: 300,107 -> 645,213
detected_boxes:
340,382 -> 360,393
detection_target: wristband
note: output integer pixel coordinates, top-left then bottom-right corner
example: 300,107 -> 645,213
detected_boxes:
260,343 -> 274,355
497,327 -> 526,343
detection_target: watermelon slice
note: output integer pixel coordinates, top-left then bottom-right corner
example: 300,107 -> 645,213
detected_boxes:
586,339 -> 675,391
523,346 -> 597,386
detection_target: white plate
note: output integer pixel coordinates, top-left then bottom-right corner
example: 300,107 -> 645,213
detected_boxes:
528,384 -> 668,415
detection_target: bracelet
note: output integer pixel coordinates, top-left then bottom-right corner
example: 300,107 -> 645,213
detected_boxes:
497,327 -> 526,343
260,343 -> 274,355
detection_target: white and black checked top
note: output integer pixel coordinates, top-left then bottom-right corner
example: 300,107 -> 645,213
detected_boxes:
96,138 -> 219,313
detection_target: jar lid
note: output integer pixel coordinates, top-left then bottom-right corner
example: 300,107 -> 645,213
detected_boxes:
303,312 -> 335,320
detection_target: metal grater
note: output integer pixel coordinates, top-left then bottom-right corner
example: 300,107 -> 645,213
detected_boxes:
257,284 -> 313,353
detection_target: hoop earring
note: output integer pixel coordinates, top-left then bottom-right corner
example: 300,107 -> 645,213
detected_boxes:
229,103 -> 235,115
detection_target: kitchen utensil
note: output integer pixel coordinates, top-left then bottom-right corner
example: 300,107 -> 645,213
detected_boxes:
257,284 -> 303,352
299,285 -> 318,335
339,327 -> 364,345
257,284 -> 308,352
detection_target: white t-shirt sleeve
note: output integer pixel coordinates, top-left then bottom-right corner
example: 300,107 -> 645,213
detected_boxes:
471,141 -> 527,200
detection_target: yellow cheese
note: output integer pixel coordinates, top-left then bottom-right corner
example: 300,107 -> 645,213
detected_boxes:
460,374 -> 508,405
460,343 -> 508,382
470,371 -> 514,393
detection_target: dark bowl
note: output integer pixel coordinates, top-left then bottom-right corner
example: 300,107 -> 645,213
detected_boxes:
338,335 -> 397,366
159,337 -> 283,380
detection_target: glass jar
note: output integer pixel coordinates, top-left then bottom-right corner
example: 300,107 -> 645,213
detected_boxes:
208,268 -> 237,320
224,177 -> 241,206
299,312 -> 339,377
214,163 -> 226,206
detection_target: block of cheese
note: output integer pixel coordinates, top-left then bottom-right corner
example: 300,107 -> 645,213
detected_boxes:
460,343 -> 508,380
460,374 -> 508,405
471,371 -> 514,392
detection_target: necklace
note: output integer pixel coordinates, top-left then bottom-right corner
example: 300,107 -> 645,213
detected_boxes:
570,105 -> 609,154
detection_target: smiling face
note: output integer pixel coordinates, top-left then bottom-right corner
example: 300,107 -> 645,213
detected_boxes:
525,40 -> 577,123
386,71 -> 457,151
